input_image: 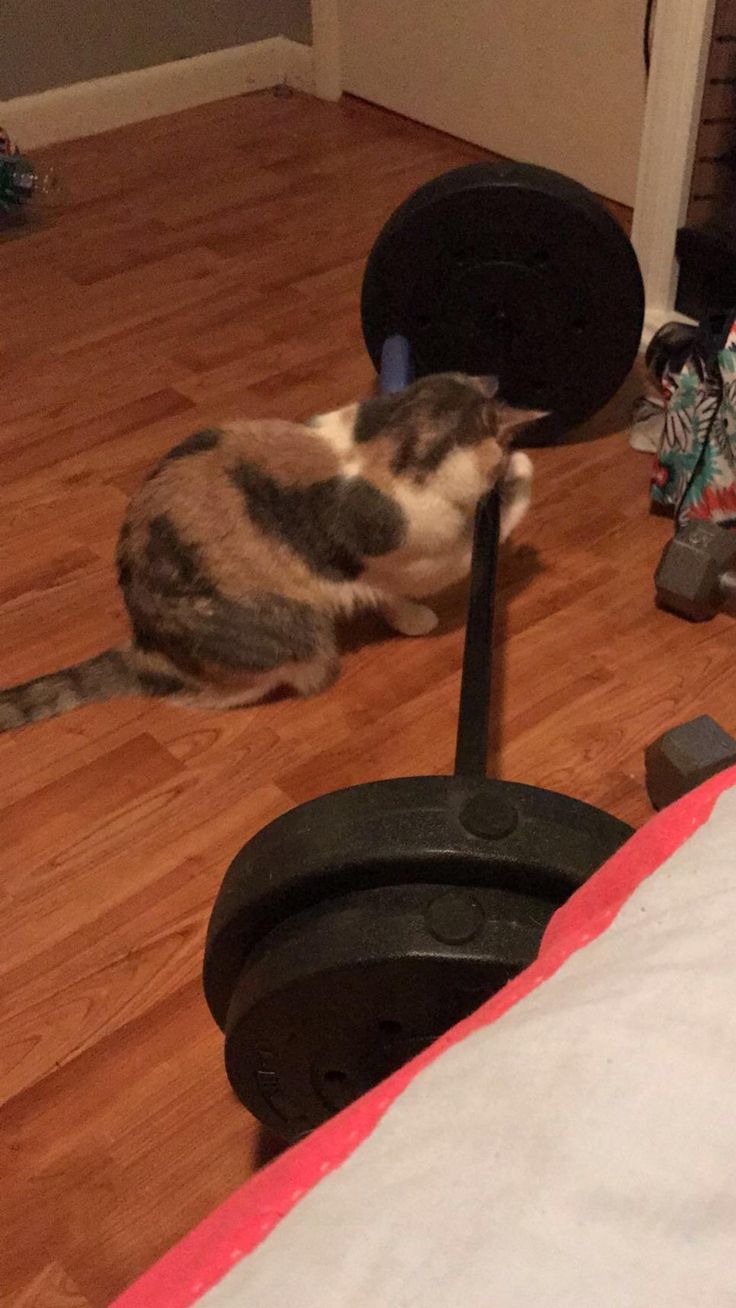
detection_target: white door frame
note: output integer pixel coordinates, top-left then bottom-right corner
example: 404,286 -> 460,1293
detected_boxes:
312,0 -> 716,339
311,0 -> 342,101
631,0 -> 717,338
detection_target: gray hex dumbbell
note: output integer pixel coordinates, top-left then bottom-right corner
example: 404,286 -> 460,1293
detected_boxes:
655,520 -> 736,621
645,715 -> 736,809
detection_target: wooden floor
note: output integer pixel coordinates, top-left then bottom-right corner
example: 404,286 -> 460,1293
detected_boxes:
1,90 -> 734,1306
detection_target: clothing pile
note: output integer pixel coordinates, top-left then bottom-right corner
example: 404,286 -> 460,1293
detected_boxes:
632,313 -> 736,528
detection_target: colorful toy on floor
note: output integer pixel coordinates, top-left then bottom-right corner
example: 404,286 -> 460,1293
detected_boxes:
0,125 -> 54,213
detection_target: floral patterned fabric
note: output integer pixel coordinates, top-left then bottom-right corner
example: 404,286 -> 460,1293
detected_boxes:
651,312 -> 736,527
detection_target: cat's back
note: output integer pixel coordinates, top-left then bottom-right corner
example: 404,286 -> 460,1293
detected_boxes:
126,418 -> 343,533
119,419 -> 358,607
136,418 -> 341,510
222,418 -> 344,484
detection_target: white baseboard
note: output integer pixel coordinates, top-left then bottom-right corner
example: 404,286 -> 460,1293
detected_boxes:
284,40 -> 316,95
631,0 -> 716,327
0,36 -> 315,150
311,0 -> 343,101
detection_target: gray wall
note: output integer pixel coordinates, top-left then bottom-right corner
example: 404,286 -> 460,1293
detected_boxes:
1,0 -> 312,98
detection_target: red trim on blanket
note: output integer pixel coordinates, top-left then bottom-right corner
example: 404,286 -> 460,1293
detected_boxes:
112,765 -> 736,1308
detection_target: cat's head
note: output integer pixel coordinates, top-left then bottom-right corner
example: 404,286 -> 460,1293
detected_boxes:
352,372 -> 546,496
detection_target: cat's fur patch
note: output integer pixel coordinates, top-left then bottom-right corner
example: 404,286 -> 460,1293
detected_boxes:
0,374 -> 540,730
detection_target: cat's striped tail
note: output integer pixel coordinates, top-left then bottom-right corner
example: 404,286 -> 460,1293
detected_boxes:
0,648 -> 143,733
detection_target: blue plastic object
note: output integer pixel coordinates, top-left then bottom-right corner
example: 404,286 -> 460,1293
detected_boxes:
380,334 -> 413,394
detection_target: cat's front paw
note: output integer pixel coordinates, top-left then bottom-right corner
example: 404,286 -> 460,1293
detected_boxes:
500,451 -> 534,541
505,450 -> 534,488
384,600 -> 439,637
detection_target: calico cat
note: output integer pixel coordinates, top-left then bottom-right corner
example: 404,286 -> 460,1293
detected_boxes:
0,373 -> 541,731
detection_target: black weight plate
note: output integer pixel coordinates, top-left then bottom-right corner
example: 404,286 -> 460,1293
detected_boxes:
203,774 -> 633,1030
361,162 -> 644,443
223,882 -> 555,1140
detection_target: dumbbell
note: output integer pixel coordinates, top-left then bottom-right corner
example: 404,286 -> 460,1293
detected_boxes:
645,715 -> 736,809
655,520 -> 736,621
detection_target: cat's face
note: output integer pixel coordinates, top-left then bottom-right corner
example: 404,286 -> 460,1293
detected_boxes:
353,372 -> 544,495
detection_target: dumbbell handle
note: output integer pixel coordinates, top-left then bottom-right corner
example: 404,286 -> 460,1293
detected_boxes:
717,569 -> 736,609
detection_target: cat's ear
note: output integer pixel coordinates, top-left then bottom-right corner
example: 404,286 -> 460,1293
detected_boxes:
493,401 -> 550,445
